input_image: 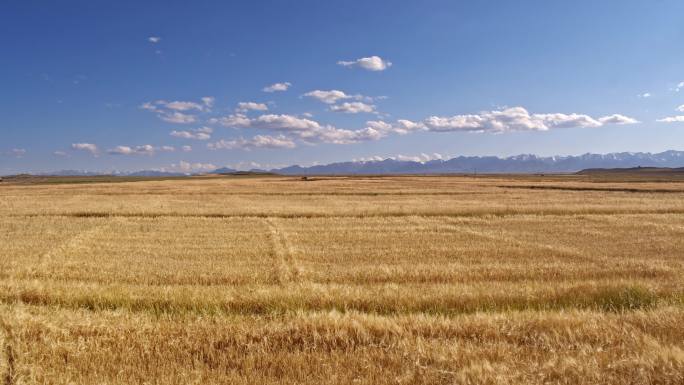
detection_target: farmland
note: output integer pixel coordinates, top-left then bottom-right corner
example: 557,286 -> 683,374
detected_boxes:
1,175 -> 684,384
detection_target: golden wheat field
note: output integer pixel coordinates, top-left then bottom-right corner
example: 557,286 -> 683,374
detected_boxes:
1,174 -> 684,384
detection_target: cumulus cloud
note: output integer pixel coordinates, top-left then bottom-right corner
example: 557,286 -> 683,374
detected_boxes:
236,102 -> 269,113
657,116 -> 684,123
355,153 -> 444,163
210,113 -> 386,144
106,145 -> 174,156
207,135 -> 296,150
263,82 -> 291,93
396,153 -> 444,163
303,89 -> 376,104
656,105 -> 684,123
205,107 -> 637,148
330,102 -> 376,114
397,107 -> 637,133
164,101 -> 205,111
674,81 -> 684,92
160,112 -> 195,124
337,56 -> 392,71
148,36 -> 161,43
160,112 -> 197,124
637,93 -> 651,98
3,148 -> 26,158
140,97 -> 213,124
394,119 -> 424,134
181,145 -> 192,152
107,145 -> 156,156
201,96 -> 215,109
304,90 -> 350,104
597,114 -> 640,125
170,127 -> 213,140
172,161 -> 217,173
71,143 -> 98,155
212,113 -> 321,131
53,151 -> 68,157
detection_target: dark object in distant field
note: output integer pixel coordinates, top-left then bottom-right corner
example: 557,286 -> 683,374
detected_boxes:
577,166 -> 684,175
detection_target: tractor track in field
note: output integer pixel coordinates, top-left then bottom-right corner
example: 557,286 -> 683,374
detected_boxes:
264,217 -> 300,285
435,217 -> 597,264
36,220 -> 117,270
0,318 -> 15,385
13,208 -> 684,219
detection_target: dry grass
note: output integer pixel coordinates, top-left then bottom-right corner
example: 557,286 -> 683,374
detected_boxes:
1,175 -> 684,384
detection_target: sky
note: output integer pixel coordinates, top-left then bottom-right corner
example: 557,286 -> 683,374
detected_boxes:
2,0 -> 684,174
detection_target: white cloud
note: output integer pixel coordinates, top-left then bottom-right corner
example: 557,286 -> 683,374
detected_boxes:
201,96 -> 215,109
354,153 -> 445,163
657,116 -> 684,123
393,153 -> 443,162
398,107 -> 636,133
163,101 -> 204,111
365,120 -> 393,132
207,135 -> 296,150
139,102 -> 157,111
53,150 -> 68,157
353,155 -> 385,162
148,36 -> 161,43
675,82 -> 684,92
4,148 -> 26,158
160,112 -> 197,124
181,145 -> 192,152
598,114 -> 640,125
303,90 -> 380,104
211,113 -> 391,144
107,144 -> 164,156
656,105 -> 684,123
206,107 -> 637,148
112,146 -> 135,155
170,127 -> 213,140
213,113 -> 321,131
71,143 -> 98,155
637,93 -> 651,98
337,56 -> 392,71
394,119 -> 424,134
304,90 -> 351,104
236,102 -> 269,113
263,82 -> 291,93
303,89 -> 377,104
140,98 -> 213,124
330,102 -> 376,114
172,161 -> 217,173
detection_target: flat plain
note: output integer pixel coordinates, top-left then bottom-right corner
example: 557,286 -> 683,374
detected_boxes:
1,174 -> 684,384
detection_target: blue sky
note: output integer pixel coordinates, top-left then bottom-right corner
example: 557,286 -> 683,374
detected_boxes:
2,0 -> 684,173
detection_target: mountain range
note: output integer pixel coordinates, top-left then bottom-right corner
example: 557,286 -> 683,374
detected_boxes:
272,150 -> 684,175
23,150 -> 684,176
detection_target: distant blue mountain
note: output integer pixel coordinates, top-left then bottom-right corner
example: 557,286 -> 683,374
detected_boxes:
212,167 -> 238,174
268,150 -> 684,175
126,170 -> 186,177
37,170 -> 108,176
29,150 -> 684,177
36,170 -> 185,177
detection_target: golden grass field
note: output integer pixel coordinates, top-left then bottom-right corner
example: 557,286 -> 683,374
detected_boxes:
1,174 -> 684,384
